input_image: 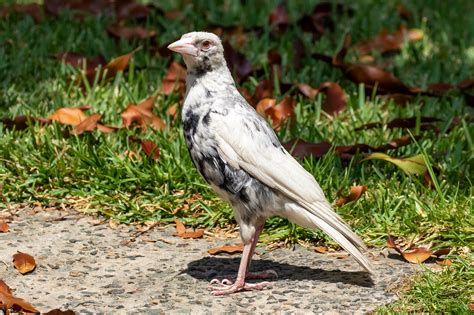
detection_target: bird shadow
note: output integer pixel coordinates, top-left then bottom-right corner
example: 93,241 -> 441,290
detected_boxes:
185,256 -> 374,288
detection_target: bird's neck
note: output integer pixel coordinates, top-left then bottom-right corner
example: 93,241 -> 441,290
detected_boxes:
185,64 -> 235,95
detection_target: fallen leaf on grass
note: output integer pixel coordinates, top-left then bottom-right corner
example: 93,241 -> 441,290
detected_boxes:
283,135 -> 415,160
107,25 -> 157,40
435,259 -> 453,266
1,116 -> 51,131
335,185 -> 368,207
0,3 -> 43,22
362,153 -> 427,175
55,52 -> 106,71
129,137 -> 160,160
71,113 -> 102,135
355,117 -> 441,131
296,83 -> 319,98
282,139 -> 331,159
0,221 -> 8,233
298,2 -> 351,40
160,62 -> 186,96
398,4 -> 413,20
174,219 -> 204,239
387,236 -> 451,264
208,244 -> 244,255
268,3 -> 289,31
319,82 -> 347,115
314,34 -> 421,95
49,106 -> 90,126
256,97 -> 296,129
80,48 -> 139,86
13,251 -> 36,274
223,41 -> 253,82
467,303 -> 474,311
45,0 -> 151,21
121,96 -> 165,130
352,25 -> 424,56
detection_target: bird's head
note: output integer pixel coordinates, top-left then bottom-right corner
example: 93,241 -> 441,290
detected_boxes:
168,32 -> 226,75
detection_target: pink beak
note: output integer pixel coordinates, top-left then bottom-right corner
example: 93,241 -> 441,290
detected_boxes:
167,37 -> 198,56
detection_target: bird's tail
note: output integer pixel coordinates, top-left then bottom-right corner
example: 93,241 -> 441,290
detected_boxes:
289,201 -> 374,273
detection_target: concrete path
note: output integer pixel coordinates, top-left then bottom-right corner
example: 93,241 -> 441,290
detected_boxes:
0,206 -> 416,314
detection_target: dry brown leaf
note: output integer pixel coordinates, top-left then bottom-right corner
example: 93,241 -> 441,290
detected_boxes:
174,219 -> 186,234
435,259 -> 453,266
121,96 -> 165,130
176,230 -> 205,239
1,115 -> 51,131
161,62 -> 186,96
0,281 -> 11,295
0,291 -> 38,313
352,25 -> 424,56
0,3 -> 43,23
256,96 -> 296,129
0,221 -> 8,233
268,3 -> 289,31
173,219 -> 204,239
129,137 -> 160,160
44,309 -> 75,315
296,83 -> 319,98
314,246 -> 328,254
13,251 -> 36,274
55,52 -> 106,71
208,244 -> 244,255
319,82 -> 347,115
72,113 -> 102,135
223,41 -> 253,83
107,25 -> 157,40
83,48 -> 139,86
386,236 -> 451,264
335,185 -> 368,207
402,247 -> 433,264
49,107 -> 89,126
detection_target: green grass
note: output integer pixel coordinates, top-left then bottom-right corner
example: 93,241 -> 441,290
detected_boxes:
0,0 -> 473,312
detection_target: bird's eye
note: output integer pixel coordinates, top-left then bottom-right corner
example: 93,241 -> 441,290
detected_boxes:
201,40 -> 211,50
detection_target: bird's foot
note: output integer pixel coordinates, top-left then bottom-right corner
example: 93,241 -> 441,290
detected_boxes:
209,278 -> 272,296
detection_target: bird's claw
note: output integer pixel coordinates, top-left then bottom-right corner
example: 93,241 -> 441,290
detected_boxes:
209,280 -> 272,296
209,278 -> 234,286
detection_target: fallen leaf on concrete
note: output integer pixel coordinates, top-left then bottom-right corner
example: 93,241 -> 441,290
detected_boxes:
0,221 -> 8,233
174,219 -> 204,239
314,246 -> 328,254
0,281 -> 11,295
0,291 -> 38,313
208,244 -> 244,255
44,309 -> 76,315
13,251 -> 36,274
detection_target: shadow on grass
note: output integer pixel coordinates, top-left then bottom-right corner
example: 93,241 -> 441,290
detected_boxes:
185,257 -> 374,288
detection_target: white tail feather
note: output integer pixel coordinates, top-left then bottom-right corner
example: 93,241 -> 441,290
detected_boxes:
285,201 -> 374,273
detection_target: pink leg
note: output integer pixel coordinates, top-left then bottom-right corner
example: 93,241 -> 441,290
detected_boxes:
209,223 -> 276,295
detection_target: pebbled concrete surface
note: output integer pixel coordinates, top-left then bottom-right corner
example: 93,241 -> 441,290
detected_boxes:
0,206 -> 416,314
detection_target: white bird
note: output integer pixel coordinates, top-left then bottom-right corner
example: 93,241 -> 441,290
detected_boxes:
168,32 -> 373,295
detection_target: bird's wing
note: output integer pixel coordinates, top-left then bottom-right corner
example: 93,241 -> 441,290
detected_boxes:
212,102 -> 342,222
212,101 -> 373,272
